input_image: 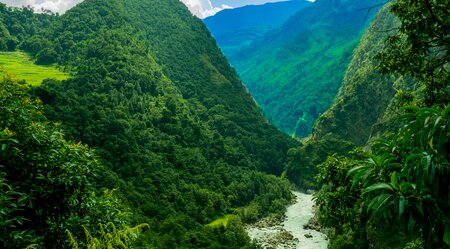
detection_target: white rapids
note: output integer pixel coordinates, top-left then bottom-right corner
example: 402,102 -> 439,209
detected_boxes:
246,191 -> 328,249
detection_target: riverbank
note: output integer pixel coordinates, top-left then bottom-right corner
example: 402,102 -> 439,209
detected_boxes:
246,191 -> 328,249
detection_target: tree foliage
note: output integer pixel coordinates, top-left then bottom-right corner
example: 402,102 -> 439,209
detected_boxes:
315,0 -> 450,248
67,223 -> 149,249
0,76 -> 133,248
377,0 -> 450,106
314,150 -> 373,249
0,0 -> 298,247
351,105 -> 450,248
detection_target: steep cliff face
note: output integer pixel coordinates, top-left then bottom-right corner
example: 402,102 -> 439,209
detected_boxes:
312,6 -> 414,146
284,6 -> 415,188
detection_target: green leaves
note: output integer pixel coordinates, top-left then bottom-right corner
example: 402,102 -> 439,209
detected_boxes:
399,182 -> 415,193
349,104 -> 450,247
378,0 -> 450,106
363,183 -> 394,194
314,152 -> 367,239
444,224 -> 450,246
367,194 -> 393,216
66,223 -> 149,249
398,196 -> 405,217
342,99 -> 450,247
0,173 -> 35,246
0,78 -> 135,248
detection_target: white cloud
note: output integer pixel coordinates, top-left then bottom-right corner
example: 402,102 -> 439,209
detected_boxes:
0,0 -> 83,13
180,0 -> 232,19
1,0 -> 269,18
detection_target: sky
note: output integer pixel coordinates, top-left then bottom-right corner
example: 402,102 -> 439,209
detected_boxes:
0,0 -> 287,18
1,0 -> 83,13
182,0 -> 286,18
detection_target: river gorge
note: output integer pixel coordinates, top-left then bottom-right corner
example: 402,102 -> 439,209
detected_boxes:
247,191 -> 329,249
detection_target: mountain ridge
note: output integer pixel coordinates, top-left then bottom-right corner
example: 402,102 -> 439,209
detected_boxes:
204,0 -> 312,57
312,5 -> 414,146
0,0 -> 299,247
226,0 -> 380,137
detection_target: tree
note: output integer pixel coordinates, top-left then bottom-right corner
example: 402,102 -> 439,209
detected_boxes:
348,1 -> 450,246
351,106 -> 450,248
377,0 -> 450,106
314,150 -> 369,249
67,223 -> 149,249
35,47 -> 57,65
0,76 -> 131,248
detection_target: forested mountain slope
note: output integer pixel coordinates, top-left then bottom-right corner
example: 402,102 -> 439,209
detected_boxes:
284,5 -> 412,188
229,0 -> 380,137
204,0 -> 311,56
311,7 -> 414,146
0,0 -> 299,248
310,0 -> 450,247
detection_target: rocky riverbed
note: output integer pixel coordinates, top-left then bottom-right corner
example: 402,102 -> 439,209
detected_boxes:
246,191 -> 328,249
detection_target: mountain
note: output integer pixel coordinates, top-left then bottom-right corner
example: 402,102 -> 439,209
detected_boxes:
284,5 -> 415,188
311,7 -> 413,146
228,0 -> 380,137
0,0 -> 299,248
211,0 -> 289,8
305,2 -> 450,248
204,0 -> 312,55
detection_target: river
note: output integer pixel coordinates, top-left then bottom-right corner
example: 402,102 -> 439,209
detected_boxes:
246,191 -> 328,249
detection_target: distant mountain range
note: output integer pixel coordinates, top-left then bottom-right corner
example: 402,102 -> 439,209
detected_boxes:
284,5 -> 402,188
206,0 -> 380,137
204,0 -> 311,56
211,0 -> 291,8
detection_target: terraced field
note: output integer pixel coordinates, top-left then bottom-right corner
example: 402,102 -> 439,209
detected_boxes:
0,51 -> 69,86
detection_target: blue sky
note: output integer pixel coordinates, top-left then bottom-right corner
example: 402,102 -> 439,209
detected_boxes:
181,0 -> 286,18
211,0 -> 284,8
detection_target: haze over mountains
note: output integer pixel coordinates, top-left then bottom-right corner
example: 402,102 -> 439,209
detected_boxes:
212,0 -> 288,6
0,0 -> 287,18
183,0 -> 301,18
204,0 -> 312,55
205,0 -> 380,137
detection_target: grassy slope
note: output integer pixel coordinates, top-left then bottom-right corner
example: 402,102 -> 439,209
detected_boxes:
0,51 -> 69,86
207,214 -> 236,228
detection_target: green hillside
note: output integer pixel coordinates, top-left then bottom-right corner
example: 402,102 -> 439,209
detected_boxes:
311,8 -> 413,146
0,1 -> 299,248
229,0 -> 379,137
283,6 -> 411,188
289,2 -> 450,248
2,0 -> 447,248
0,51 -> 69,85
